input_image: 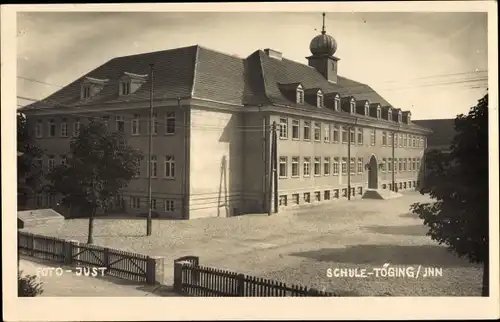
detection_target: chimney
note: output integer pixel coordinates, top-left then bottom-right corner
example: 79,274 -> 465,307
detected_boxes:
264,48 -> 283,61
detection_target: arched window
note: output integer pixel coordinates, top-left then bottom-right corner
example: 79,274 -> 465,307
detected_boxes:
296,85 -> 304,104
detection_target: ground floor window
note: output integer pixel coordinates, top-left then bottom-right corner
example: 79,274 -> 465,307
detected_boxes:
358,187 -> 363,195
164,199 -> 175,212
35,194 -> 44,207
324,190 -> 331,200
279,195 -> 287,206
342,188 -> 347,197
334,189 -> 339,199
314,191 -> 321,202
304,192 -> 311,203
151,198 -> 157,210
291,194 -> 299,205
131,197 -> 141,209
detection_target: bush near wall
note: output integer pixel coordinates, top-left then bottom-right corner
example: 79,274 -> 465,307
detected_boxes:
18,270 -> 44,297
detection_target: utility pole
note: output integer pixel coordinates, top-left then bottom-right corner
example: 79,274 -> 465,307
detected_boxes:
272,121 -> 279,214
146,64 -> 154,236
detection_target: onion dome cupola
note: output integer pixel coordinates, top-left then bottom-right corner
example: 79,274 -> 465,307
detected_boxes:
307,13 -> 340,84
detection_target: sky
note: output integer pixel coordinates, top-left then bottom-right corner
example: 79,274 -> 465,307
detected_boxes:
16,11 -> 489,120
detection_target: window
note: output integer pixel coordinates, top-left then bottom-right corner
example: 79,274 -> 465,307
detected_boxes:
350,101 -> 356,114
164,156 -> 175,179
404,158 -> 408,171
48,157 -> 55,172
399,133 -> 403,147
333,125 -> 339,143
303,121 -> 311,140
349,128 -> 355,144
35,120 -> 43,138
324,157 -> 331,175
304,192 -> 311,203
102,116 -> 109,130
132,115 -> 140,135
412,158 -> 416,171
399,158 -> 403,171
382,158 -> 387,172
279,118 -> 288,139
324,124 -> 331,142
48,119 -> 56,137
349,158 -> 355,175
149,199 -> 157,210
408,114 -> 412,124
150,113 -> 158,135
398,112 -> 402,123
341,158 -> 347,175
357,158 -> 363,174
150,155 -> 157,178
291,157 -> 299,177
166,112 -> 176,134
364,105 -> 369,116
412,137 -> 416,148
333,158 -> 339,175
116,116 -> 125,133
292,120 -> 299,139
60,121 -> 68,137
388,158 -> 393,172
279,195 -> 287,206
377,108 -> 381,119
314,191 -> 321,202
334,97 -> 340,111
324,190 -> 331,200
388,132 -> 392,147
82,85 -> 91,99
121,81 -> 131,95
388,109 -> 393,121
417,159 -> 420,171
303,157 -> 311,177
317,93 -> 324,108
165,200 -> 175,212
341,126 -> 348,143
131,197 -> 141,209
296,86 -> 304,104
292,194 -> 300,205
357,128 -> 363,145
60,155 -> 67,166
370,129 -> 376,146
279,156 -> 288,178
314,122 -> 321,141
314,157 -> 321,176
382,132 -> 387,146
408,135 -> 412,148
134,160 -> 141,178
403,134 -> 407,147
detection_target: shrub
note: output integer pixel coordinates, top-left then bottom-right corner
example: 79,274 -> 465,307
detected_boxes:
18,270 -> 44,297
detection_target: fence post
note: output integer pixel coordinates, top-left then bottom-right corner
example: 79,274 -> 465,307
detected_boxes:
103,248 -> 110,271
173,261 -> 184,293
63,240 -> 74,265
236,273 -> 245,297
146,256 -> 164,285
69,240 -> 81,266
30,233 -> 35,256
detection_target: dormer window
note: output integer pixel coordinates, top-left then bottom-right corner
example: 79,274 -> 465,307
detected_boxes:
398,111 -> 402,123
120,81 -> 131,95
350,99 -> 356,114
317,91 -> 324,108
80,76 -> 108,100
388,108 -> 393,121
377,107 -> 382,119
296,85 -> 304,104
407,114 -> 411,124
334,95 -> 340,111
119,72 -> 148,96
364,102 -> 369,116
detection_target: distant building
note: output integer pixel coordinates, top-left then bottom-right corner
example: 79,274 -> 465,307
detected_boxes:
20,14 -> 431,219
413,119 -> 456,154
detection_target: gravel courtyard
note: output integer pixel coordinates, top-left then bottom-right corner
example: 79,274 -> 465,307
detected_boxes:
21,191 -> 483,296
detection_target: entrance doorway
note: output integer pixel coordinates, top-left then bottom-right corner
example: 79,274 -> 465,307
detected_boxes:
368,155 -> 378,189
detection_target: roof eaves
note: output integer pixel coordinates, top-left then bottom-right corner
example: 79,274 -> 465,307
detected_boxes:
190,45 -> 200,98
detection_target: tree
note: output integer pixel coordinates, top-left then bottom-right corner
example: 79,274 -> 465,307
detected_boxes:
17,112 -> 44,208
411,93 -> 489,296
18,271 -> 44,297
47,120 -> 143,244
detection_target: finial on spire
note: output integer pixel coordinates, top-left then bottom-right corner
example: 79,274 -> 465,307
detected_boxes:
321,12 -> 326,34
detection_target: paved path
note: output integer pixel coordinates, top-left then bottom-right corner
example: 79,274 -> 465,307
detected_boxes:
18,257 -> 177,297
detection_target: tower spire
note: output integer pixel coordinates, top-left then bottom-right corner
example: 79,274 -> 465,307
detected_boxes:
321,12 -> 326,34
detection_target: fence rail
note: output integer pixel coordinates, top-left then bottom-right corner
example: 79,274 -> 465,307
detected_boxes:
174,257 -> 336,297
18,231 -> 162,285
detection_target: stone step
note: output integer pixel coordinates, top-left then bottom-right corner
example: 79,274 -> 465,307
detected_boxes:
362,189 -> 404,200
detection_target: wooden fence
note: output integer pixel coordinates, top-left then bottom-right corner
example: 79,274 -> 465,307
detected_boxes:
18,231 -> 163,285
173,257 -> 337,297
